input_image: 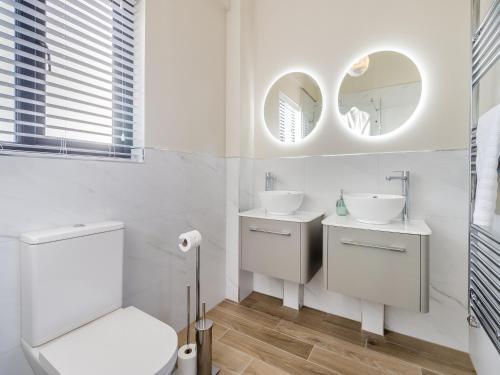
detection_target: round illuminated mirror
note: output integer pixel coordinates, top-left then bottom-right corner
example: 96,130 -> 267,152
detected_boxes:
338,51 -> 422,136
264,72 -> 323,144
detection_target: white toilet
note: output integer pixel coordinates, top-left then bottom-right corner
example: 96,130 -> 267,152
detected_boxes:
19,221 -> 178,375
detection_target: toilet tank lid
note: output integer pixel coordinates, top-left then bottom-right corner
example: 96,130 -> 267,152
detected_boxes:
20,221 -> 124,245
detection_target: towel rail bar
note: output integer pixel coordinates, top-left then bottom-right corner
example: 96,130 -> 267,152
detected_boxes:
470,274 -> 500,318
470,231 -> 500,257
470,304 -> 500,350
471,225 -> 500,248
470,278 -> 500,327
472,0 -> 500,85
471,241 -> 500,269
470,280 -> 500,332
475,0 -> 500,38
471,260 -> 500,296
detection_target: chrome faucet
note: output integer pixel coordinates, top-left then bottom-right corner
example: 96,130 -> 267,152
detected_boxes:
386,170 -> 410,222
265,172 -> 274,191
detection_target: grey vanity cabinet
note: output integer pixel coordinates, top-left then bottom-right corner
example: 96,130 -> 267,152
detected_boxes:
240,216 -> 322,284
324,226 -> 429,312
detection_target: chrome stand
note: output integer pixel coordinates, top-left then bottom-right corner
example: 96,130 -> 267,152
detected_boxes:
196,245 -> 200,322
194,246 -> 220,375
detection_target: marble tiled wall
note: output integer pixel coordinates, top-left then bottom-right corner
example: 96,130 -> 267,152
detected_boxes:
238,149 -> 470,352
0,149 -> 226,375
0,147 -> 471,375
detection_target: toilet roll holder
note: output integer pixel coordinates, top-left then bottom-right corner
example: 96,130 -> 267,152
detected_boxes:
177,285 -> 196,375
179,235 -> 219,375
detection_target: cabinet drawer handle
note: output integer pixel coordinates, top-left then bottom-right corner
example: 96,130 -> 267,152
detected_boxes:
340,239 -> 406,253
249,226 -> 292,237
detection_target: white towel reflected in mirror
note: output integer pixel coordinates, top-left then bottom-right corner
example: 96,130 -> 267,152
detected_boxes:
343,107 -> 371,136
473,103 -> 500,227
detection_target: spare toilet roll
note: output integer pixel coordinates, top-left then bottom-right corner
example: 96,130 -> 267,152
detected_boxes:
178,230 -> 202,252
177,344 -> 197,375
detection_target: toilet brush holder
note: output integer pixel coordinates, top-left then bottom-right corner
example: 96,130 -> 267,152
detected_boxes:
195,303 -> 219,375
195,318 -> 213,375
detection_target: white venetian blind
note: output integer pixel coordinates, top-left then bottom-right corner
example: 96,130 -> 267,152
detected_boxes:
0,0 -> 142,160
278,92 -> 300,144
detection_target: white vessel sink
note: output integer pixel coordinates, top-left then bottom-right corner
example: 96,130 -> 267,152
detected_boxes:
344,193 -> 405,224
258,191 -> 304,215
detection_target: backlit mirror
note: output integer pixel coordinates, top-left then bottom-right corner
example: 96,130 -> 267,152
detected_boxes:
338,51 -> 422,136
264,72 -> 323,144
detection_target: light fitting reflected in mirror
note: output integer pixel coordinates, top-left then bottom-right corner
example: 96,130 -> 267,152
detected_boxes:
338,51 -> 422,136
264,72 -> 323,144
348,55 -> 370,77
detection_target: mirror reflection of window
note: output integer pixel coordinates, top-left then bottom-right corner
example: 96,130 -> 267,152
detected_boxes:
300,89 -> 319,139
338,51 -> 422,136
278,92 -> 300,143
265,72 -> 323,144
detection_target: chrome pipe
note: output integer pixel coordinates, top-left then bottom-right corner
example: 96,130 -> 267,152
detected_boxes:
474,0 -> 500,38
473,47 -> 500,85
196,245 -> 200,322
186,284 -> 191,346
471,225 -> 500,249
385,170 -> 410,222
265,172 -> 274,191
196,302 -> 216,375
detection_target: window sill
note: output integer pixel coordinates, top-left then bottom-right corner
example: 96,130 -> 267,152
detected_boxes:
0,149 -> 145,164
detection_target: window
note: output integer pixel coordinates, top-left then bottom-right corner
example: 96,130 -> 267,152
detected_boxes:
0,0 -> 142,160
278,92 -> 301,144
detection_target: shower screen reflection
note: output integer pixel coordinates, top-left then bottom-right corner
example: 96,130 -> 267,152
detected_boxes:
264,72 -> 323,144
338,51 -> 422,136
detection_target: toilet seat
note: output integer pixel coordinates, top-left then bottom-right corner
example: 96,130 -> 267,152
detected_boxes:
23,306 -> 178,375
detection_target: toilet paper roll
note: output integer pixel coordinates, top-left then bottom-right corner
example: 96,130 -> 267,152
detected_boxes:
178,230 -> 202,252
177,344 -> 197,375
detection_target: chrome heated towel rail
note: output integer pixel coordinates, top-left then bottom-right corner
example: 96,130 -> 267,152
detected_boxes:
469,0 -> 500,354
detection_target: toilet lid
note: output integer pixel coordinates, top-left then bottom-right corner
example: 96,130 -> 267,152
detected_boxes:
37,307 -> 178,375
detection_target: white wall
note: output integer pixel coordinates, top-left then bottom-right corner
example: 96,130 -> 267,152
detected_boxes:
469,322 -> 500,375
228,0 -> 470,158
225,0 -> 256,158
145,0 -> 228,156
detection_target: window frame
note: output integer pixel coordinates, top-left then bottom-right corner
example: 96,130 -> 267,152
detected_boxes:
2,0 -> 137,160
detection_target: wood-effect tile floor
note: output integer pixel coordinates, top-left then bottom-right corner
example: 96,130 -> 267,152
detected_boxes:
178,292 -> 476,375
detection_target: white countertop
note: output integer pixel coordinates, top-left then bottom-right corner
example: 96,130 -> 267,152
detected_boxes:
322,214 -> 432,235
239,208 -> 324,223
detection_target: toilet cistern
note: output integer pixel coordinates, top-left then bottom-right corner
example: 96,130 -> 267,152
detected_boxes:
386,170 -> 410,221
